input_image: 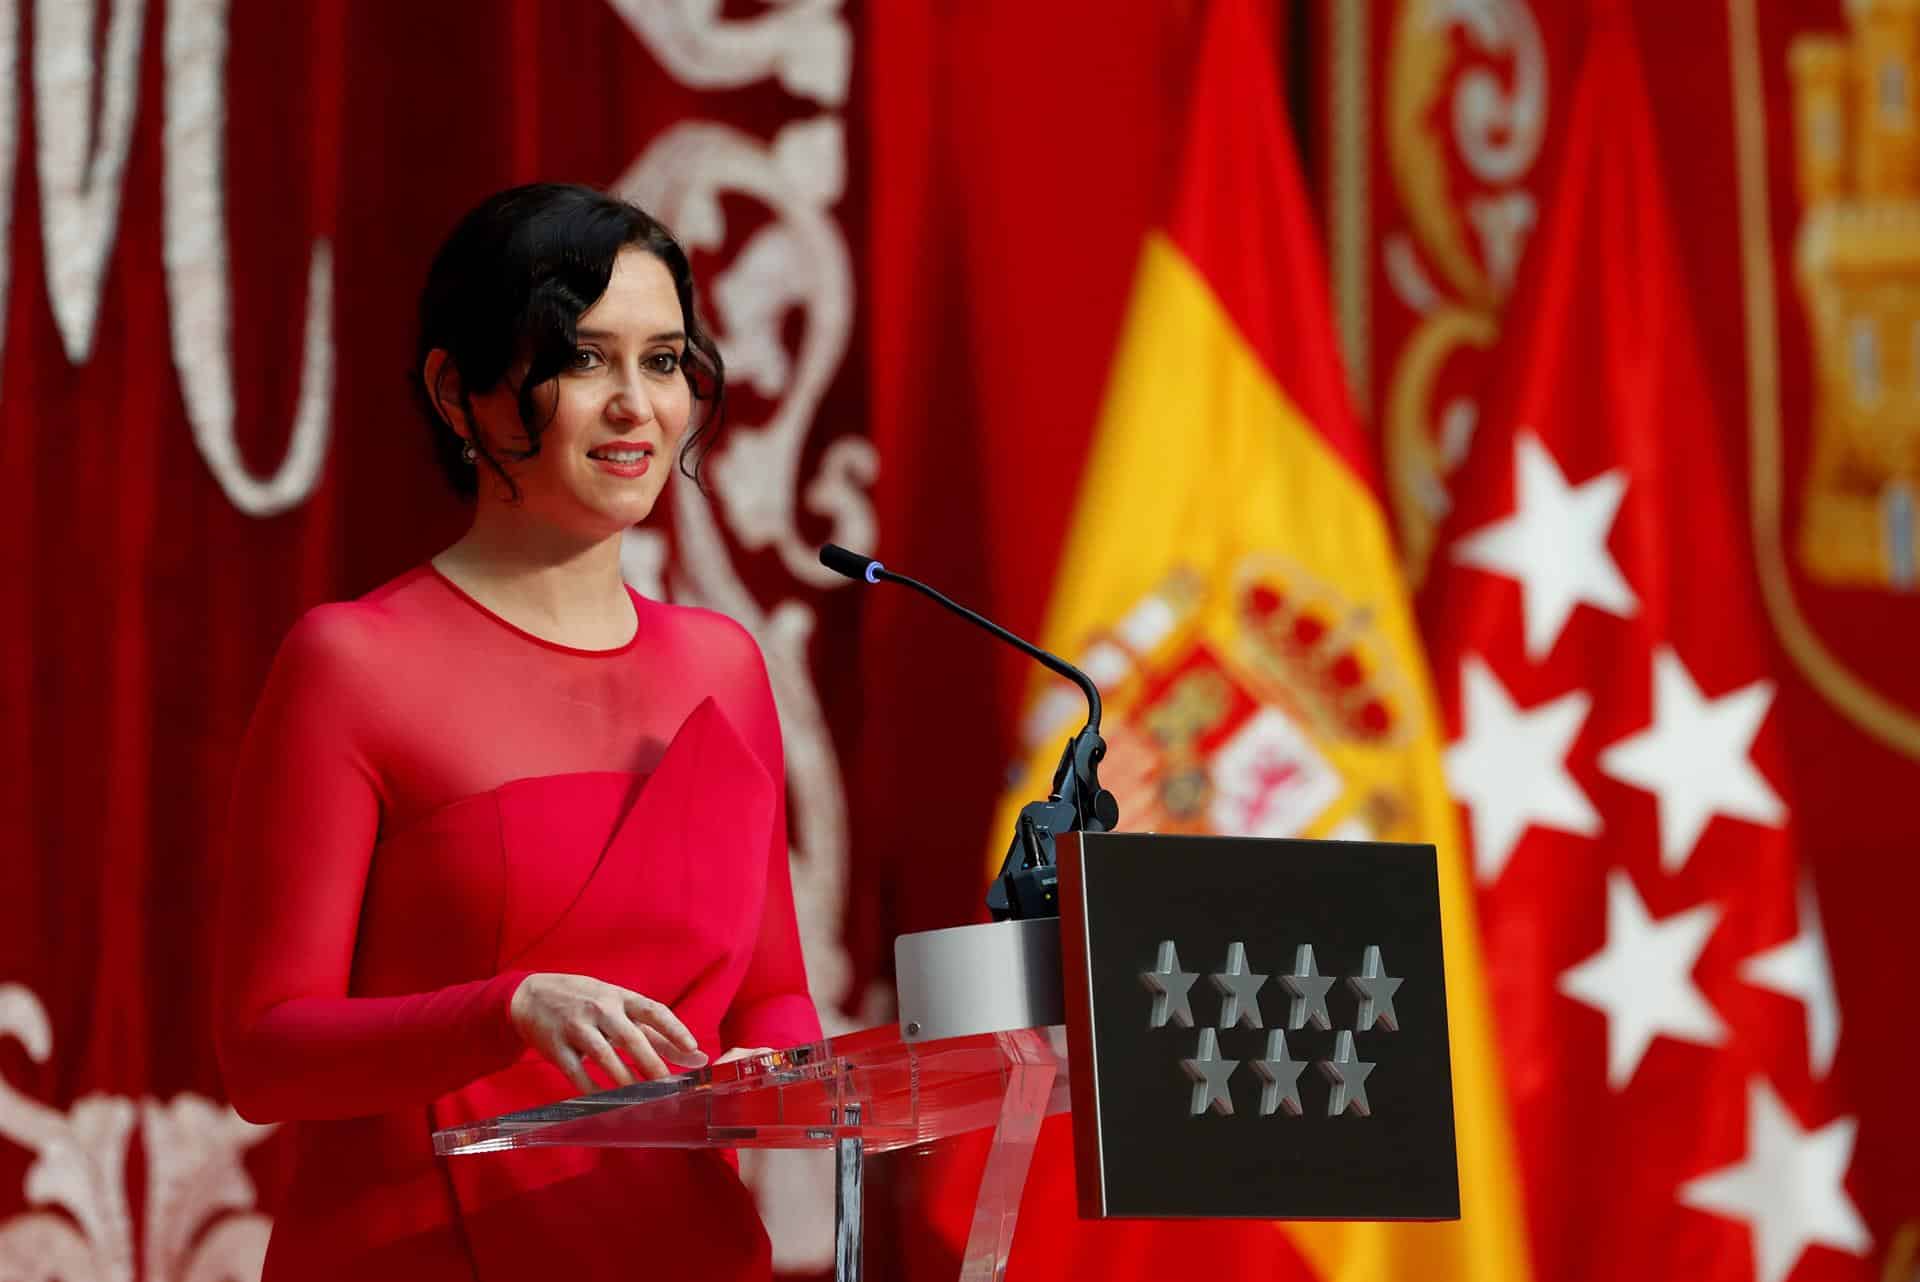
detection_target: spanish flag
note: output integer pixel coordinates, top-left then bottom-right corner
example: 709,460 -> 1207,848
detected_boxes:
986,1 -> 1533,1276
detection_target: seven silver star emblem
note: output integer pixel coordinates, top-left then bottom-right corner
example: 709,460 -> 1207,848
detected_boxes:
1210,941 -> 1269,1029
1279,944 -> 1335,1031
1347,945 -> 1404,1032
1180,1027 -> 1240,1116
1249,1028 -> 1307,1117
1139,940 -> 1199,1029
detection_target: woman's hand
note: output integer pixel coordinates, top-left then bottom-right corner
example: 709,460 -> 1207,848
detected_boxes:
509,973 -> 707,1093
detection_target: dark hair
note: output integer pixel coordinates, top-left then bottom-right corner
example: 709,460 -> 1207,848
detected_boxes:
413,182 -> 726,500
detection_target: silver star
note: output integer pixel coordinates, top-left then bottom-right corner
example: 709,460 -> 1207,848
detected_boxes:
1346,945 -> 1405,1032
1279,944 -> 1335,1031
1139,940 -> 1198,1029
1249,1029 -> 1307,1117
1319,1030 -> 1376,1117
1180,1027 -> 1239,1116
1210,941 -> 1269,1029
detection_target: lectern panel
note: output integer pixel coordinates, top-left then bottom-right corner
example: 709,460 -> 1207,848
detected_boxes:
1056,831 -> 1460,1220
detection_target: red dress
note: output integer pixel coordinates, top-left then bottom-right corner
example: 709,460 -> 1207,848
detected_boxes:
214,565 -> 821,1280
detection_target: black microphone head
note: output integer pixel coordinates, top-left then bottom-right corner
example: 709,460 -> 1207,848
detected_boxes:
820,543 -> 883,584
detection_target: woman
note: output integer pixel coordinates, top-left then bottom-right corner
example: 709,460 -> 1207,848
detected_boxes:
215,183 -> 820,1280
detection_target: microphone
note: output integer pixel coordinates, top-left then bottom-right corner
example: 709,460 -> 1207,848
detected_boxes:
820,545 -> 1104,732
819,544 -> 1119,921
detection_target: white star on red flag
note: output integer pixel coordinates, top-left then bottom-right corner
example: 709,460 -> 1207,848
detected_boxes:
1598,647 -> 1786,872
1445,655 -> 1600,884
1557,869 -> 1727,1089
1450,432 -> 1639,660
1738,877 -> 1842,1079
1679,1079 -> 1870,1282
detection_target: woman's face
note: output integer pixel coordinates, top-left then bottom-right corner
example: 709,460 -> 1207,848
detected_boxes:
463,247 -> 694,536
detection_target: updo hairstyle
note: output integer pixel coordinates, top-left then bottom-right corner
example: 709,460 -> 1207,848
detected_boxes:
414,182 -> 726,499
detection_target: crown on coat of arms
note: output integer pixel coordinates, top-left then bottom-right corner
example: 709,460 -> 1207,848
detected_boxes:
1231,561 -> 1409,748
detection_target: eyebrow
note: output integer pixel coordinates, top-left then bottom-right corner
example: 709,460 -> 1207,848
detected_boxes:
575,327 -> 686,344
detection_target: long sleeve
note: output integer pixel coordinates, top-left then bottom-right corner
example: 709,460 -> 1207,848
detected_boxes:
214,608 -> 530,1124
712,621 -> 822,1053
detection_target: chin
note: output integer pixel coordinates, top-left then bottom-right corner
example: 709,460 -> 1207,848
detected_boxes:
604,493 -> 664,529
563,480 -> 665,530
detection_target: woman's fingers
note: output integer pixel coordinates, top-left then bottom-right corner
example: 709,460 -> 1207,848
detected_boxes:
642,1023 -> 709,1068
572,1025 -> 634,1090
605,1011 -> 674,1081
623,991 -> 697,1053
554,1043 -> 596,1095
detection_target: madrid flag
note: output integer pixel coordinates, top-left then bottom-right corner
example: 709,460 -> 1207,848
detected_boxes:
1420,6 -> 1871,1282
983,1 -> 1530,1276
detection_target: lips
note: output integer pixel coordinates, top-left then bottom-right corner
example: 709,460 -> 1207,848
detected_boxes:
586,440 -> 653,480
586,441 -> 654,461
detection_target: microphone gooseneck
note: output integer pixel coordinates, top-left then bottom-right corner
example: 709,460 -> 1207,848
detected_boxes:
821,545 -> 1101,734
819,543 -> 1119,920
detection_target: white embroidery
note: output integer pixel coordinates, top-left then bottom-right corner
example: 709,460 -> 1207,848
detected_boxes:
0,985 -> 275,1281
33,0 -> 147,362
603,0 -> 851,106
1434,0 -> 1548,185
164,0 -> 335,518
0,0 -> 337,512
0,0 -> 18,402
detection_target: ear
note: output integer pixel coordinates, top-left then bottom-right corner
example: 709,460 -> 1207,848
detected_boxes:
422,349 -> 469,439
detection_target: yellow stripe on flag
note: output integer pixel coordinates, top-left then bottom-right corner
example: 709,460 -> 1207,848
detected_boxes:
991,233 -> 1533,1281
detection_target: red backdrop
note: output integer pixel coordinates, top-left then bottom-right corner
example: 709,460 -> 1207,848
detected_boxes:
3,1 -> 1915,1279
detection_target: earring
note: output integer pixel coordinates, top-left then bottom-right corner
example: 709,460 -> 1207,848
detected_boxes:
462,441 -> 477,464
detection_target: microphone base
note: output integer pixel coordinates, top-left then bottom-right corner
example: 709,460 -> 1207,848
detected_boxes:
895,917 -> 1065,1042
990,861 -> 1059,920
988,799 -> 1075,921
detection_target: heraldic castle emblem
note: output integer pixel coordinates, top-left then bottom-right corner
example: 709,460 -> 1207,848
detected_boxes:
1790,0 -> 1920,592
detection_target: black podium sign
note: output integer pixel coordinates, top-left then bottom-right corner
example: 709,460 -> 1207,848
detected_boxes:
1056,832 -> 1460,1220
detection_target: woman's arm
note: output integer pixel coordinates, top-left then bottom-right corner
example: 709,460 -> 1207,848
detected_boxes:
718,784 -> 823,1052
213,608 -> 531,1124
713,621 -> 823,1054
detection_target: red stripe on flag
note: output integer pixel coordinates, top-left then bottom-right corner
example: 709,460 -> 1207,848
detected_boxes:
1163,0 -> 1377,493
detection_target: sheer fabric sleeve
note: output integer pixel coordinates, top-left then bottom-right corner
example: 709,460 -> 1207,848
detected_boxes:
710,619 -> 823,1053
214,608 -> 531,1124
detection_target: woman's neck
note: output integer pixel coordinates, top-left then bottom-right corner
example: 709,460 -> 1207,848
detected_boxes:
432,507 -> 638,650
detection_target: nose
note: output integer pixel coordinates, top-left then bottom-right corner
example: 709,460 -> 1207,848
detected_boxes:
608,362 -> 658,425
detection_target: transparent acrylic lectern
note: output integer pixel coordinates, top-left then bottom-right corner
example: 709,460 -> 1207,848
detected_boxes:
433,1020 -> 1069,1282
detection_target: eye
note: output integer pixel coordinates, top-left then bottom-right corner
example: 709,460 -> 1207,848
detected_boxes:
645,350 -> 682,375
569,347 -> 604,371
